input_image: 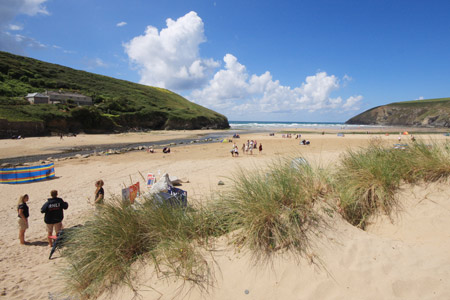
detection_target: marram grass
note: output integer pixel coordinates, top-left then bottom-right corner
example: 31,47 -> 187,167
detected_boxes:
212,158 -> 330,260
334,140 -> 450,228
62,141 -> 450,298
62,197 -> 213,299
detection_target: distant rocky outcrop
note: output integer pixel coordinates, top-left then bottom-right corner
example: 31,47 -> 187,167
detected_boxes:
346,98 -> 450,128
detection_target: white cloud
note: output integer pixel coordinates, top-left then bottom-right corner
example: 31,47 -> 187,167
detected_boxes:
0,0 -> 49,53
116,21 -> 127,27
342,95 -> 363,110
190,54 -> 363,115
125,11 -> 363,118
124,11 -> 219,90
20,0 -> 49,16
9,24 -> 23,31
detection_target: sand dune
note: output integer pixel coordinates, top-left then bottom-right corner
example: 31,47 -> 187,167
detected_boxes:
1,131 -> 449,299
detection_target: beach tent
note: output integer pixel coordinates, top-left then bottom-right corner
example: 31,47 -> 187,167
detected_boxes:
221,139 -> 229,143
0,163 -> 55,184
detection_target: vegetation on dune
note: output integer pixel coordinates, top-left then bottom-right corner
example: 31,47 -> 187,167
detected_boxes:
63,198 -> 215,299
212,159 -> 329,259
334,140 -> 450,228
0,51 -> 229,132
62,141 -> 450,299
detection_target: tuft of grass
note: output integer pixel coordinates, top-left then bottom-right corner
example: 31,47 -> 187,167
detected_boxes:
62,197 -> 213,299
401,141 -> 450,183
334,141 -> 405,229
334,140 -> 450,228
213,158 -> 329,260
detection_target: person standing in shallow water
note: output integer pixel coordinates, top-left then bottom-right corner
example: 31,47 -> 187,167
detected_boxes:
41,190 -> 68,247
17,194 -> 29,245
94,180 -> 105,206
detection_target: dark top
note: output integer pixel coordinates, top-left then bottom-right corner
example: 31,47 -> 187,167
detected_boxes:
96,187 -> 104,199
95,187 -> 104,205
41,197 -> 69,224
18,203 -> 29,218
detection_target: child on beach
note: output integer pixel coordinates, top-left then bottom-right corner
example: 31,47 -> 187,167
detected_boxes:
41,190 -> 69,247
94,180 -> 105,206
17,194 -> 29,245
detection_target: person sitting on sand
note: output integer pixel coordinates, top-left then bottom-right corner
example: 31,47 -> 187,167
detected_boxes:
163,147 -> 171,153
148,146 -> 154,153
17,194 -> 29,245
94,180 -> 105,206
41,190 -> 68,247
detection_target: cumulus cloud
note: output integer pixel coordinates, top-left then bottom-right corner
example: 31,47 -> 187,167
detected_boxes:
124,11 -> 219,90
0,0 -> 49,53
126,11 -> 363,117
342,95 -> 363,110
116,21 -> 127,27
190,54 -> 363,115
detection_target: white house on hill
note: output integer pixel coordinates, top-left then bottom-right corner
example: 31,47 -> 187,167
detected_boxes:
25,91 -> 92,106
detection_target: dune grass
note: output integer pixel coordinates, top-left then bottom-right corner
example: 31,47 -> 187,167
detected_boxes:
62,141 -> 450,298
62,198 -> 214,299
333,142 -> 405,228
334,140 -> 450,228
212,158 -> 330,260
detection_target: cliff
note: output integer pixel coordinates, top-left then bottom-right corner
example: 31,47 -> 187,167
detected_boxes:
346,98 -> 450,127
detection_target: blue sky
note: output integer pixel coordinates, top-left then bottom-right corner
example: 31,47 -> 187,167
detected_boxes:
1,0 -> 450,122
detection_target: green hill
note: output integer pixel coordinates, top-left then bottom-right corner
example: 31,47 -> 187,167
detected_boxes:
345,97 -> 450,127
0,51 -> 229,137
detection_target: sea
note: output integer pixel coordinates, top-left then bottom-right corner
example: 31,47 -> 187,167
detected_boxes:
229,121 -> 385,131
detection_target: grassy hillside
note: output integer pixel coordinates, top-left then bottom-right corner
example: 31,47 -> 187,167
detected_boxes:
0,51 -> 229,134
346,97 -> 450,127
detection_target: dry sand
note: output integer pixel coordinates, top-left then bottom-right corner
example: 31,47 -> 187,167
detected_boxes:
1,130 -> 449,299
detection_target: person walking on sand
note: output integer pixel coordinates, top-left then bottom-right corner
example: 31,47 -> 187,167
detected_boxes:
17,194 -> 29,245
94,180 -> 105,206
41,190 -> 68,247
259,143 -> 263,154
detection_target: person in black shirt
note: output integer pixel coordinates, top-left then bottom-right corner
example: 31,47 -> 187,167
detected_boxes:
94,179 -> 105,206
41,190 -> 68,247
17,194 -> 29,245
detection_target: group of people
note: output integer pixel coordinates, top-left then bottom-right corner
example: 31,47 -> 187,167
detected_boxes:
230,140 -> 263,157
17,179 -> 105,246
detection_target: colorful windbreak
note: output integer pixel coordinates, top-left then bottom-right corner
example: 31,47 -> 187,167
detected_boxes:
0,163 -> 55,184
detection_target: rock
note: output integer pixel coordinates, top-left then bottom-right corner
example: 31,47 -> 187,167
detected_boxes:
81,154 -> 90,159
1,163 -> 12,168
218,180 -> 225,185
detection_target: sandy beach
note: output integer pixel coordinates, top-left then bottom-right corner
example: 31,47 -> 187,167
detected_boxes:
1,129 -> 450,299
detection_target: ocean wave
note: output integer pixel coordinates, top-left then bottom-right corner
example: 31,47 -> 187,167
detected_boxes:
229,121 -> 384,130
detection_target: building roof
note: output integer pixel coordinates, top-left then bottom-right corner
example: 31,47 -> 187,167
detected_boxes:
25,93 -> 48,98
